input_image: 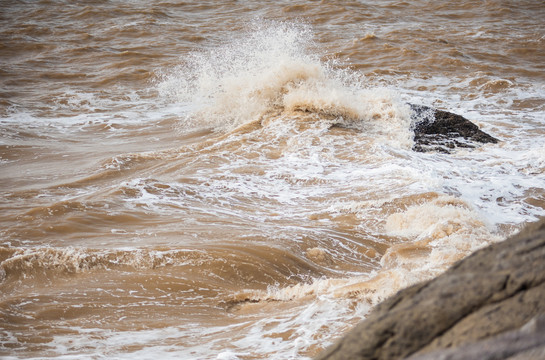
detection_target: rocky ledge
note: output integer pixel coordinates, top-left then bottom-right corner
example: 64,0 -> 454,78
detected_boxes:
316,218 -> 545,360
410,104 -> 499,153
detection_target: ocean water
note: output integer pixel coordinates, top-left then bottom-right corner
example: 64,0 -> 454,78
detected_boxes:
1,1 -> 544,359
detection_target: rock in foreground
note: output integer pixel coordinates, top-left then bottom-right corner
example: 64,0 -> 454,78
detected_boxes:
316,218 -> 545,360
410,104 -> 499,153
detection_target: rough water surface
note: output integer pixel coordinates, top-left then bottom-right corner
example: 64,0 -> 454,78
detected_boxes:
1,1 -> 545,359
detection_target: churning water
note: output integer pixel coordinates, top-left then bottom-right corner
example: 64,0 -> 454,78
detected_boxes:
1,1 -> 545,359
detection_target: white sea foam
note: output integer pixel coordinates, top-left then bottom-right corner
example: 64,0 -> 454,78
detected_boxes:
157,19 -> 413,148
383,195 -> 500,272
38,297 -> 363,360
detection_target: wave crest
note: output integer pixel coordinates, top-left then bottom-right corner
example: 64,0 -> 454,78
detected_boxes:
157,19 -> 412,146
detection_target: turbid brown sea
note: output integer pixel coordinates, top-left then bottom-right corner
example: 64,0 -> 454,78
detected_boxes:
1,1 -> 544,359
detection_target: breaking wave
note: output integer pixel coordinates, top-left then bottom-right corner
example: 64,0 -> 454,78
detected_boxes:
157,20 -> 413,147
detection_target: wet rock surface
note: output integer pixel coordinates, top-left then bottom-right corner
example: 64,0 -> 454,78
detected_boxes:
316,218 -> 545,360
410,104 -> 499,153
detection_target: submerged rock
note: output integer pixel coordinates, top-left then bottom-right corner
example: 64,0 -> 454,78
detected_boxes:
315,218 -> 545,360
409,104 -> 499,153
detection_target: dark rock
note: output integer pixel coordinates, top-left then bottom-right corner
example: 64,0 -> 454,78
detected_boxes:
410,104 -> 499,153
315,218 -> 545,360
